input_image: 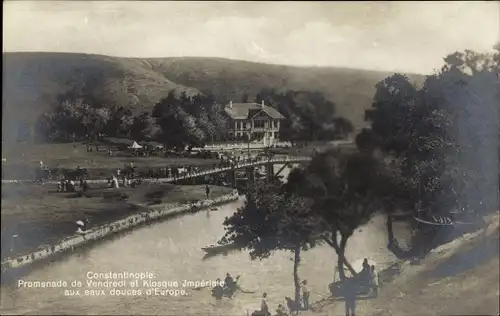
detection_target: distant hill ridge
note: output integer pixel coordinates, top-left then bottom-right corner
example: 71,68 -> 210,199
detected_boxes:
2,52 -> 425,137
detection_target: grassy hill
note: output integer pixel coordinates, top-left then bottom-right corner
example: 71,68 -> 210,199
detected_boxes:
2,52 -> 425,138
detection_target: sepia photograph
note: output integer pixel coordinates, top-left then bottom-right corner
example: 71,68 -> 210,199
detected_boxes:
1,1 -> 499,315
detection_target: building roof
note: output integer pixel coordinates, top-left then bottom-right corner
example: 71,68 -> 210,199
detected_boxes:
224,102 -> 285,120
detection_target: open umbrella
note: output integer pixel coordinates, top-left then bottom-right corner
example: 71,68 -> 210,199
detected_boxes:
76,220 -> 85,227
129,141 -> 143,149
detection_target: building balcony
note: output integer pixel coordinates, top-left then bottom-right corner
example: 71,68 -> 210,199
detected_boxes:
251,127 -> 276,132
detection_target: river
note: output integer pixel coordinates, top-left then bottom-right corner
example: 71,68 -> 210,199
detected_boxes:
0,165 -> 404,315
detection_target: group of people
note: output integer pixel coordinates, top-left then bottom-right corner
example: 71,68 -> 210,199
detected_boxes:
56,179 -> 76,192
106,149 -> 275,181
212,273 -> 238,300
85,144 -> 98,152
211,272 -> 314,316
253,280 -> 310,316
215,151 -> 274,170
57,178 -> 90,194
86,142 -> 161,157
109,166 -> 143,188
147,165 -> 202,179
341,258 -> 379,316
359,258 -> 378,294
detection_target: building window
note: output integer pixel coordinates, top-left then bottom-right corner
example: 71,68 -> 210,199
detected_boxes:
254,120 -> 265,128
274,120 -> 279,128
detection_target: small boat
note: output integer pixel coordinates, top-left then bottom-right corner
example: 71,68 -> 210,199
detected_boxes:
202,242 -> 237,254
209,207 -> 219,211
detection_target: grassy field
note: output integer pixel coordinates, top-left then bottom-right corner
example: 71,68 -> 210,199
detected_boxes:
2,142 -> 218,179
1,182 -> 233,261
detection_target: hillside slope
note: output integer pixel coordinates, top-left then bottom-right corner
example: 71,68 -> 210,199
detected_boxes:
2,53 -> 198,122
148,57 -> 424,128
2,52 -> 425,137
308,213 -> 500,316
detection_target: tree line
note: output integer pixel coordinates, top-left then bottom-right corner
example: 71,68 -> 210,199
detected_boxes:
255,89 -> 354,144
33,91 -> 228,149
220,48 -> 499,304
32,88 -> 353,148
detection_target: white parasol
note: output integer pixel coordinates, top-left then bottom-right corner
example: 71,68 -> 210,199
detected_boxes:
76,220 -> 85,227
129,141 -> 143,149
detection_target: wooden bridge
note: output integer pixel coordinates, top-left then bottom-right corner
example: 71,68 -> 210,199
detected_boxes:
1,156 -> 312,186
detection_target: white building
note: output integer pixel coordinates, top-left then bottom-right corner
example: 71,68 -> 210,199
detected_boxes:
223,100 -> 285,145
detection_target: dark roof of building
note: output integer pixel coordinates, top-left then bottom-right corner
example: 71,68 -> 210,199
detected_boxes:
224,102 -> 285,120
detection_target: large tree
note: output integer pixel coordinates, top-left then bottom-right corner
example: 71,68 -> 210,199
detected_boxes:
309,150 -> 381,279
152,91 -> 228,149
255,88 -> 351,142
130,112 -> 158,141
364,48 -> 499,258
106,105 -> 134,138
152,91 -> 205,150
283,150 -> 382,280
220,181 -> 320,306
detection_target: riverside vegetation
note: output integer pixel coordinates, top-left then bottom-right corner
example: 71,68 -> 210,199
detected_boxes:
219,48 -> 499,312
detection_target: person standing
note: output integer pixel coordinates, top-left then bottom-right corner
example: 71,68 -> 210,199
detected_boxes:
343,277 -> 357,316
360,258 -> 371,284
370,265 -> 379,296
260,293 -> 270,316
285,297 -> 299,314
301,280 -> 310,310
205,184 -> 210,200
212,278 -> 224,304
276,304 -> 288,316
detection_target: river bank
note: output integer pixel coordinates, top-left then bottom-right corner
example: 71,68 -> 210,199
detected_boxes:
306,212 -> 500,316
1,182 -> 236,270
0,201 -> 399,316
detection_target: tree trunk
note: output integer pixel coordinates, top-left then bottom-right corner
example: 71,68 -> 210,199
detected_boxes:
386,214 -> 415,259
293,246 -> 301,310
337,245 -> 346,281
337,234 -> 358,280
322,234 -> 357,278
387,214 -> 395,246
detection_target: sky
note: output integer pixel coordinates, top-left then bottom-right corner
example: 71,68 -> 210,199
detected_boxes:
3,1 -> 499,74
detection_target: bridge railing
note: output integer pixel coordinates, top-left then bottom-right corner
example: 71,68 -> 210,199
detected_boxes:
1,156 -> 312,184
201,141 -> 293,150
